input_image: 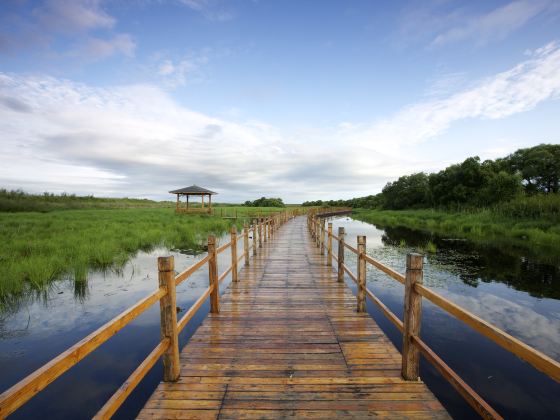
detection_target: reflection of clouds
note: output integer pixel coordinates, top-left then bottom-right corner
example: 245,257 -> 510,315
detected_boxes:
442,291 -> 560,360
0,233 -> 232,339
333,216 -> 560,362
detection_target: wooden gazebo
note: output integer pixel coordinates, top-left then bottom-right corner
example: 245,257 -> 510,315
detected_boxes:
170,185 -> 217,214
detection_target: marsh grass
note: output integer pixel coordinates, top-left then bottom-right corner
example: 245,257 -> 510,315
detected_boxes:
353,203 -> 560,260
0,208 -> 245,306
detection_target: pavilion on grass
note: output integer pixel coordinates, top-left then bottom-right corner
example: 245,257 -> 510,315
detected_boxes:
169,185 -> 217,214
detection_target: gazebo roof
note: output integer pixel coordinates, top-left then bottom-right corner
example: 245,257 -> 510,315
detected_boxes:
169,185 -> 217,195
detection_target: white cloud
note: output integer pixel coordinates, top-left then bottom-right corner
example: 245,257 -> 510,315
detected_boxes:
398,1 -> 559,48
33,0 -> 115,32
157,60 -> 175,76
432,0 -> 558,47
81,34 -> 136,59
1,42 -> 560,201
1,0 -> 134,61
343,41 -> 560,153
156,58 -> 199,87
178,0 -> 234,21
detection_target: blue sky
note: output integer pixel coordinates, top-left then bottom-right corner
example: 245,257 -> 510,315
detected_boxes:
1,0 -> 560,202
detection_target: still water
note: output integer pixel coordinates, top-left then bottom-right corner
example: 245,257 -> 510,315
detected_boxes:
1,219 -> 560,419
0,234 -> 235,419
330,216 -> 560,420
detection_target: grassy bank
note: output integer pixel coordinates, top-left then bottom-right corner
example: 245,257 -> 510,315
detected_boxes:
352,206 -> 560,258
0,208 -> 250,306
0,189 -> 176,212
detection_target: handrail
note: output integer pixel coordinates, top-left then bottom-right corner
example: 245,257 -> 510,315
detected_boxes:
216,241 -> 231,254
177,286 -> 213,332
307,211 -> 560,419
93,338 -> 170,419
363,254 -> 405,284
365,287 -> 403,333
411,335 -> 503,420
176,255 -> 210,285
0,208 -> 298,418
343,242 -> 359,254
0,287 -> 165,417
342,263 -> 357,283
218,265 -> 233,283
415,283 -> 560,383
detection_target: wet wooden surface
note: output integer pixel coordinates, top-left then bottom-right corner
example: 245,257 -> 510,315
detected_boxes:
138,216 -> 449,419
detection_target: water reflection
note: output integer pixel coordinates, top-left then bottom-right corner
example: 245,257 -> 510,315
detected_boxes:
380,225 -> 560,299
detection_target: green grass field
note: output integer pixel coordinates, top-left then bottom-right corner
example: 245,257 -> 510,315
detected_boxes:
0,203 -> 288,306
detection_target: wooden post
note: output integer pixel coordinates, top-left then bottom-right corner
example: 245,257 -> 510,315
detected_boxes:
402,253 -> 423,381
231,226 -> 238,282
320,219 -> 325,255
258,220 -> 263,248
266,219 -> 270,241
327,223 -> 333,266
208,235 -> 219,313
337,227 -> 345,283
158,256 -> 180,382
175,194 -> 179,211
357,236 -> 366,312
201,194 -> 204,208
243,223 -> 249,267
252,224 -> 257,256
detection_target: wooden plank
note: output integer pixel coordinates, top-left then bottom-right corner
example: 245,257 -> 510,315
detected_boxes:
138,216 -> 450,419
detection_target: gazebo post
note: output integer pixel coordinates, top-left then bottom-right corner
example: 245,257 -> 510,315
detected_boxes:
202,194 -> 205,209
186,195 -> 189,210
176,194 -> 179,211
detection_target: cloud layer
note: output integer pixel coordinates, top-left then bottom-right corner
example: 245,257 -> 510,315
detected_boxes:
1,42 -> 560,201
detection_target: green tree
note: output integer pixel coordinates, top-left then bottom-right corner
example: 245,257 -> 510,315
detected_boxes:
382,173 -> 430,209
499,144 -> 560,194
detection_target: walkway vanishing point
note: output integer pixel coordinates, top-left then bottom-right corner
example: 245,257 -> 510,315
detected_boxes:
138,215 -> 449,419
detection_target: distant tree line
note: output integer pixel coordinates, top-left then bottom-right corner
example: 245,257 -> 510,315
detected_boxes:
302,144 -> 560,210
244,197 -> 285,207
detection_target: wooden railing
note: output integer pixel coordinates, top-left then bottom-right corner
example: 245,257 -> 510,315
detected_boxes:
213,207 -> 288,219
307,206 -> 352,218
0,209 -> 300,419
308,211 -> 560,420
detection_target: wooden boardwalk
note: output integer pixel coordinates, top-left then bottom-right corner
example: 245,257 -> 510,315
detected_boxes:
138,216 -> 450,419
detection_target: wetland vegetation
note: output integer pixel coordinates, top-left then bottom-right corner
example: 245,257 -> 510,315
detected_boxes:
0,192 -> 290,307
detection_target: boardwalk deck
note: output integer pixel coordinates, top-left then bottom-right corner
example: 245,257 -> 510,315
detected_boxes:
138,216 -> 450,419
